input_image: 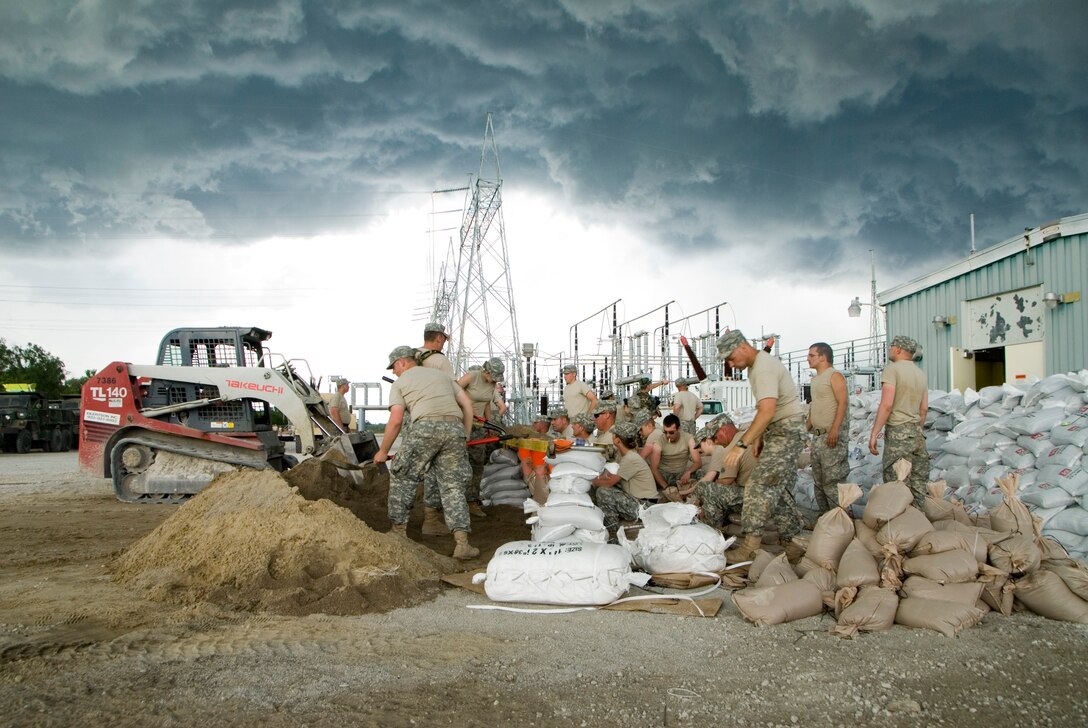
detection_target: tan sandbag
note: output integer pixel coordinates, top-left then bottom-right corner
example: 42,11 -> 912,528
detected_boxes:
950,501 -> 975,525
1013,570 -> 1088,624
903,550 -> 978,584
854,518 -> 884,558
1038,536 -> 1071,561
747,549 -> 777,582
1042,558 -> 1088,601
830,585 -> 899,638
975,599 -> 992,615
802,566 -> 837,610
732,579 -> 824,626
933,519 -> 1008,546
834,586 -> 858,617
877,506 -> 935,553
879,542 -> 904,591
912,530 -> 988,564
862,460 -> 914,529
988,534 -> 1042,577
837,539 -> 880,589
754,553 -> 799,588
988,473 -> 1035,535
901,575 -> 984,606
923,480 -> 954,522
805,483 -> 863,570
894,597 -> 986,637
977,564 -> 1015,616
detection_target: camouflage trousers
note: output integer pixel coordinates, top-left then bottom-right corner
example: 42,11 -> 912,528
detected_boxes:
463,424 -> 491,503
679,419 -> 696,435
593,487 -> 652,531
692,481 -> 744,528
882,423 -> 929,509
740,415 -> 805,541
810,425 -> 850,513
388,420 -> 471,533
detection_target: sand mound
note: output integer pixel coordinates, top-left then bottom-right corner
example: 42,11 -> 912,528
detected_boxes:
113,467 -> 456,616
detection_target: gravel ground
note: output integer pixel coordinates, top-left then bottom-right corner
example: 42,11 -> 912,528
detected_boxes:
1,451 -> 1087,727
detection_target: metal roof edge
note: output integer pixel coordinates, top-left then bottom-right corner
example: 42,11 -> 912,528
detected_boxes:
879,212 -> 1088,304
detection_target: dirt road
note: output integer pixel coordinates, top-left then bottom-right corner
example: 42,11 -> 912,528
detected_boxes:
2,452 -> 1087,727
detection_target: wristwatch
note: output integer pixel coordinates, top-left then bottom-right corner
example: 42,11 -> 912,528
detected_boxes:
736,441 -> 749,449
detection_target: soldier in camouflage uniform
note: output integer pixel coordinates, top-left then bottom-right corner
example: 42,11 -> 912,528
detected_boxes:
869,335 -> 929,508
457,357 -> 505,517
718,330 -> 806,562
374,346 -> 479,560
626,377 -> 666,422
590,422 -> 659,531
806,342 -> 850,513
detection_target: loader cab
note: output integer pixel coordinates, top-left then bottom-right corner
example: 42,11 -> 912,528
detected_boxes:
156,327 -> 272,368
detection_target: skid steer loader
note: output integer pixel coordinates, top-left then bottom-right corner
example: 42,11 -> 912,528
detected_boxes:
79,326 -> 378,503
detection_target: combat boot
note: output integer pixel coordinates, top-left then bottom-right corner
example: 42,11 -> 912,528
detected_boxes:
783,539 -> 806,564
422,507 -> 451,536
452,531 -> 480,560
468,501 -> 488,518
390,522 -> 408,537
725,534 -> 762,564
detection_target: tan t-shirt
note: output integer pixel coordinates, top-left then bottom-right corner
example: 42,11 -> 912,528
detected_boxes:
883,359 -> 927,426
673,390 -> 700,421
719,430 -> 756,485
809,368 -> 846,431
328,390 -> 351,425
749,351 -> 803,423
617,450 -> 658,500
390,366 -> 463,421
419,349 -> 454,378
564,380 -> 594,418
659,431 -> 694,474
462,369 -> 495,418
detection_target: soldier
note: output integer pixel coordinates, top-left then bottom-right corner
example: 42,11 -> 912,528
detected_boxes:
373,346 -> 479,560
570,412 -> 596,441
718,330 -> 806,562
328,377 -> 352,431
589,422 -> 658,531
562,364 -> 598,418
415,323 -> 456,534
807,342 -> 850,513
457,358 -> 505,517
417,322 -> 454,377
869,335 -> 929,508
646,414 -> 701,499
591,400 -> 618,461
688,416 -> 759,527
672,378 -> 703,435
549,409 -> 573,439
626,377 -> 666,421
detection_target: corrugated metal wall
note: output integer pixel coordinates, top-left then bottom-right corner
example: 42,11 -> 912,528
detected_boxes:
886,232 -> 1087,390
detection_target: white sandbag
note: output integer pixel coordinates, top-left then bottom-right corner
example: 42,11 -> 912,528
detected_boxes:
1030,504 -> 1069,528
1035,464 -> 1088,497
1009,467 -> 1037,489
941,437 -> 980,457
1009,408 -> 1067,436
638,502 -> 702,530
481,463 -> 522,483
475,541 -> 649,606
934,452 -> 969,470
620,520 -> 728,574
1047,506 -> 1088,537
1019,482 -> 1077,509
1051,418 -> 1088,448
550,462 -> 601,479
1001,383 -> 1027,409
1037,445 -> 1083,470
531,522 -> 577,542
548,474 -> 593,494
1016,434 -> 1054,457
571,528 -> 609,544
481,478 -> 531,497
1000,447 -> 1036,470
1042,529 -> 1088,554
967,448 -> 1003,468
487,490 -> 533,507
978,386 -> 1004,407
490,448 -> 520,466
544,491 -> 595,508
943,465 -> 970,489
952,418 -> 993,437
978,485 -> 1006,510
545,449 -> 606,471
524,501 -> 606,531
980,431 -> 1015,450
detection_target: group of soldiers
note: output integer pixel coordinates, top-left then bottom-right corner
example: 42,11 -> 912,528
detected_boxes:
373,318 -> 929,566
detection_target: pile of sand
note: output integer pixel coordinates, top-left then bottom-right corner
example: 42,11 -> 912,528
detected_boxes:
113,465 -> 456,616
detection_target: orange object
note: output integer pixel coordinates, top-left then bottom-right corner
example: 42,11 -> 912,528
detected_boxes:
518,447 -> 547,467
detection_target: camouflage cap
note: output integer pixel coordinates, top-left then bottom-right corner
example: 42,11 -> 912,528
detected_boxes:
386,345 -> 417,369
891,335 -> 918,354
675,377 -> 695,387
593,400 -> 617,415
334,377 -> 349,387
694,426 -> 714,442
612,422 -> 638,441
639,376 -> 651,386
706,413 -> 735,432
633,410 -> 653,428
483,357 -> 505,381
716,329 -> 747,360
599,389 -> 616,400
561,363 -> 577,374
549,408 -> 569,420
572,413 -> 596,431
423,322 -> 447,335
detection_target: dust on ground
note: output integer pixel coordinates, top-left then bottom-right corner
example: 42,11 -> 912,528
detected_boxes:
2,452 -> 1088,728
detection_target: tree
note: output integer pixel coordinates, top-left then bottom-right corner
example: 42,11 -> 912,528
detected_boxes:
0,338 -> 69,399
64,369 -> 97,395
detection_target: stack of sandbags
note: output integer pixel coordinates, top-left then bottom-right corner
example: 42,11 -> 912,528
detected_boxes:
618,503 -> 729,574
523,492 -> 608,543
480,448 -> 532,506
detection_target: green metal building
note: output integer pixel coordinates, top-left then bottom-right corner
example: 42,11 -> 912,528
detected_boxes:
880,213 -> 1087,391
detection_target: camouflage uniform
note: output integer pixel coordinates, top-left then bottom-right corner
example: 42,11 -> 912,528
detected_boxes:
594,488 -> 647,531
627,389 -> 655,419
692,481 -> 744,527
739,416 -> 806,540
388,420 -> 471,532
465,424 -> 490,502
810,422 -> 850,512
882,423 -> 929,509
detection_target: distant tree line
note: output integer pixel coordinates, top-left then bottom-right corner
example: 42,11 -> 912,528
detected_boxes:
0,338 -> 93,399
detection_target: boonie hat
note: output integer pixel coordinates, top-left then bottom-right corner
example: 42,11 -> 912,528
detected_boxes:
891,335 -> 918,354
424,322 -> 447,335
386,345 -> 416,369
593,400 -> 617,415
716,330 -> 747,360
483,357 -> 505,381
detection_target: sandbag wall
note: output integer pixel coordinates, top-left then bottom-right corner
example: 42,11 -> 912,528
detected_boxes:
523,448 -> 609,543
481,448 -> 532,505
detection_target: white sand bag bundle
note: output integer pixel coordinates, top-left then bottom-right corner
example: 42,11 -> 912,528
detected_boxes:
894,597 -> 986,637
836,539 -> 880,589
1047,506 -> 1088,536
799,483 -> 863,572
547,474 -> 593,494
490,448 -> 520,466
987,534 -> 1042,577
1051,418 -> 1088,448
901,576 -> 984,606
1013,570 -> 1088,623
544,491 -> 595,508
1019,482 -> 1077,509
619,503 -> 728,574
753,553 -> 798,588
732,579 -> 824,626
474,541 -> 649,606
1015,434 -> 1053,458
903,550 -> 978,584
862,460 -> 914,529
550,462 -> 601,480
524,500 -> 605,532
530,522 -> 577,542
829,586 -> 899,638
482,462 -> 521,482
1037,445 -> 1084,470
545,448 -> 606,471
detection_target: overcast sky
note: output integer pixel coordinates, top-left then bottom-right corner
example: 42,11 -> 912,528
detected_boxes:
2,0 -> 1086,398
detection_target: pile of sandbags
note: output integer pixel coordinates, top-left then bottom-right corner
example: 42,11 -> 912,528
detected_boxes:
520,445 -> 609,543
732,464 -> 1088,635
480,448 -> 531,506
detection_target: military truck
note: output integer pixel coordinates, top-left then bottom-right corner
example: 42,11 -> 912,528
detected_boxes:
0,391 -> 77,453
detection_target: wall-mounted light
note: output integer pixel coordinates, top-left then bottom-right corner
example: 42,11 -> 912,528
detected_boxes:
1043,291 -> 1084,310
931,315 -> 956,330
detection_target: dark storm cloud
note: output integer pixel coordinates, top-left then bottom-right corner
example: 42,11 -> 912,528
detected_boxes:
1,0 -> 1086,281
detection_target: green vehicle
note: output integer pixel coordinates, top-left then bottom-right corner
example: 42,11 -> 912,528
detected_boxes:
0,391 -> 77,453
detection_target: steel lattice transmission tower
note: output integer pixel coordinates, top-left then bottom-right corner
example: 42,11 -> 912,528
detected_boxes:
441,113 -> 526,420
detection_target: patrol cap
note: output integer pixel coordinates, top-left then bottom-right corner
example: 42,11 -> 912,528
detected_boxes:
561,364 -> 577,374
334,377 -> 349,387
599,389 -> 616,400
695,426 -> 714,442
386,345 -> 416,369
483,357 -> 505,382
612,422 -> 638,441
593,400 -> 617,415
424,322 -> 447,335
639,376 -> 651,386
716,330 -> 747,360
676,377 -> 697,387
891,335 -> 918,354
633,410 -> 653,428
706,413 -> 735,432
549,408 -> 569,420
572,413 -> 595,431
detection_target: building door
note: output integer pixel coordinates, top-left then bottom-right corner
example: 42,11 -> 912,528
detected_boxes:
973,347 -> 1006,388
